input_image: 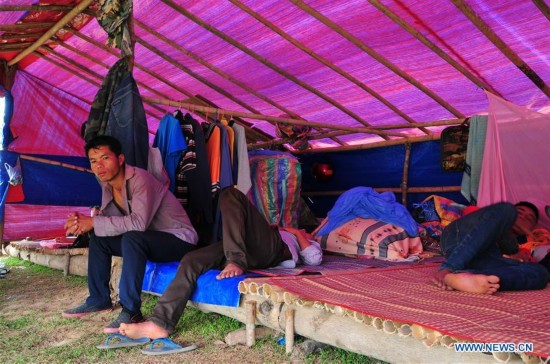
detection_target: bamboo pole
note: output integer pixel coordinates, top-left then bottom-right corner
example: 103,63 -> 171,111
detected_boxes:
367,0 -> 500,97
294,134 -> 440,153
245,301 -> 257,347
0,23 -> 56,31
20,155 -> 92,173
0,43 -> 34,50
290,0 -> 465,118
134,20 -> 343,145
451,0 -> 550,98
161,0 -> 380,131
0,5 -> 94,15
230,0 -> 431,136
302,186 -> 461,197
532,0 -> 550,22
0,32 -> 43,40
143,97 -> 409,138
401,143 -> 411,205
8,0 -> 95,66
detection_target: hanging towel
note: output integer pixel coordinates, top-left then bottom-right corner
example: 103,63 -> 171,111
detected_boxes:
460,115 -> 488,204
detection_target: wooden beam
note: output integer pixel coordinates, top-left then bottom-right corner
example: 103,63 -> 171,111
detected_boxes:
401,143 -> 412,205
134,19 -> 344,145
8,0 -> 95,66
368,0 -> 500,97
144,97 -> 409,138
161,0 -> 380,131
230,0 -> 430,136
0,5 -> 94,15
0,32 -> 43,40
290,0 -> 465,118
451,0 -> 550,98
0,22 -> 56,31
0,42 -> 34,50
532,0 -> 550,22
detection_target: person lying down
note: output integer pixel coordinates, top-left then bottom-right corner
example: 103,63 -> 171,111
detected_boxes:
119,187 -> 322,342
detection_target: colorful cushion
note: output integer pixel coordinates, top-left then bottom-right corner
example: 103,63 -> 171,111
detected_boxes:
315,217 -> 423,261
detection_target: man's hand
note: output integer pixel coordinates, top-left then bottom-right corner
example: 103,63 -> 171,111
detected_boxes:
64,212 -> 94,236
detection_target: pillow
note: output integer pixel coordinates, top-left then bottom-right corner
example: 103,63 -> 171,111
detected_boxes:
315,217 -> 423,261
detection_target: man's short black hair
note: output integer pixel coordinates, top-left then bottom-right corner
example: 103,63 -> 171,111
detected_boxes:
515,201 -> 539,221
84,135 -> 122,157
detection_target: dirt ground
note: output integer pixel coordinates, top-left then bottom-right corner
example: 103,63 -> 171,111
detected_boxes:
0,261 -> 295,364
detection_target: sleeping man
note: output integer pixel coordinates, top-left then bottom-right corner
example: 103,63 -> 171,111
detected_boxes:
120,187 -> 322,340
432,201 -> 549,294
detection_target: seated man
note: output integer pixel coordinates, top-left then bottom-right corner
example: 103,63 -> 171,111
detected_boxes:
119,187 -> 322,339
432,201 -> 549,294
62,135 -> 198,333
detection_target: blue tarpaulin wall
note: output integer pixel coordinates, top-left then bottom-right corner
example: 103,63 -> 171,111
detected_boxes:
298,140 -> 468,217
0,150 -> 101,212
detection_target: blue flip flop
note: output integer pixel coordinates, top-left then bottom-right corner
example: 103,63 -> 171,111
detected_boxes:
141,338 -> 198,356
96,333 -> 150,350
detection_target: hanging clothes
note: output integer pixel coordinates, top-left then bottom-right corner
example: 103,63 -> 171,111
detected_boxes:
153,114 -> 187,192
174,111 -> 212,229
217,120 -> 233,190
460,115 -> 488,204
231,121 -> 252,194
203,122 -> 221,193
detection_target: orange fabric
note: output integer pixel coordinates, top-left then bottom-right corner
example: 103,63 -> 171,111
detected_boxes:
205,125 -> 221,186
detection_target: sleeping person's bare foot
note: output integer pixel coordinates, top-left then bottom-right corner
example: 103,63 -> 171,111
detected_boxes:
444,272 -> 500,294
216,262 -> 244,280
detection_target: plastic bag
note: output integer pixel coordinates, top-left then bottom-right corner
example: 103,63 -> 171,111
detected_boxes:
4,157 -> 23,186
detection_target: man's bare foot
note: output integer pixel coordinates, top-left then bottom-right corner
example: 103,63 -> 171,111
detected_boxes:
217,262 -> 244,280
432,268 -> 454,291
119,321 -> 169,339
444,272 -> 500,294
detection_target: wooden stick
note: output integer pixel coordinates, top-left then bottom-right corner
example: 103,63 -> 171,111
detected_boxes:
532,0 -> 550,22
245,301 -> 257,347
290,0 -> 464,118
294,134 -> 440,153
451,0 -> 550,98
143,97 -> 408,138
20,154 -> 92,173
8,0 -> 95,66
0,5 -> 94,15
161,0 -> 379,131
401,143 -> 412,205
0,43 -> 35,50
0,32 -> 43,40
285,307 -> 295,354
302,186 -> 461,197
0,23 -> 56,31
368,0 -> 500,97
63,251 -> 71,276
230,0 -> 430,136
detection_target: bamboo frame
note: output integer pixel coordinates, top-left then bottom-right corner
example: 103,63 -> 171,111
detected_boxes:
451,0 -> 550,98
134,20 -> 344,146
230,0 -> 431,136
368,0 -> 500,97
532,0 -> 550,22
290,0 -> 465,118
161,0 -> 381,132
143,97 -> 410,138
8,0 -> 95,66
0,43 -> 34,50
0,32 -> 44,40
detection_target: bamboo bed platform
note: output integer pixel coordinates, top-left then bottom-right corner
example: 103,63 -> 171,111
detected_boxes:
3,241 -> 548,363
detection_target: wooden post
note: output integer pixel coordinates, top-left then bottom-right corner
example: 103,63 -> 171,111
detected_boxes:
245,300 -> 257,347
63,251 -> 70,276
401,143 -> 412,206
285,307 -> 295,354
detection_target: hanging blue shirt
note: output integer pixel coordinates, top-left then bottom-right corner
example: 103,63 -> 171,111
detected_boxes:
153,114 -> 187,192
